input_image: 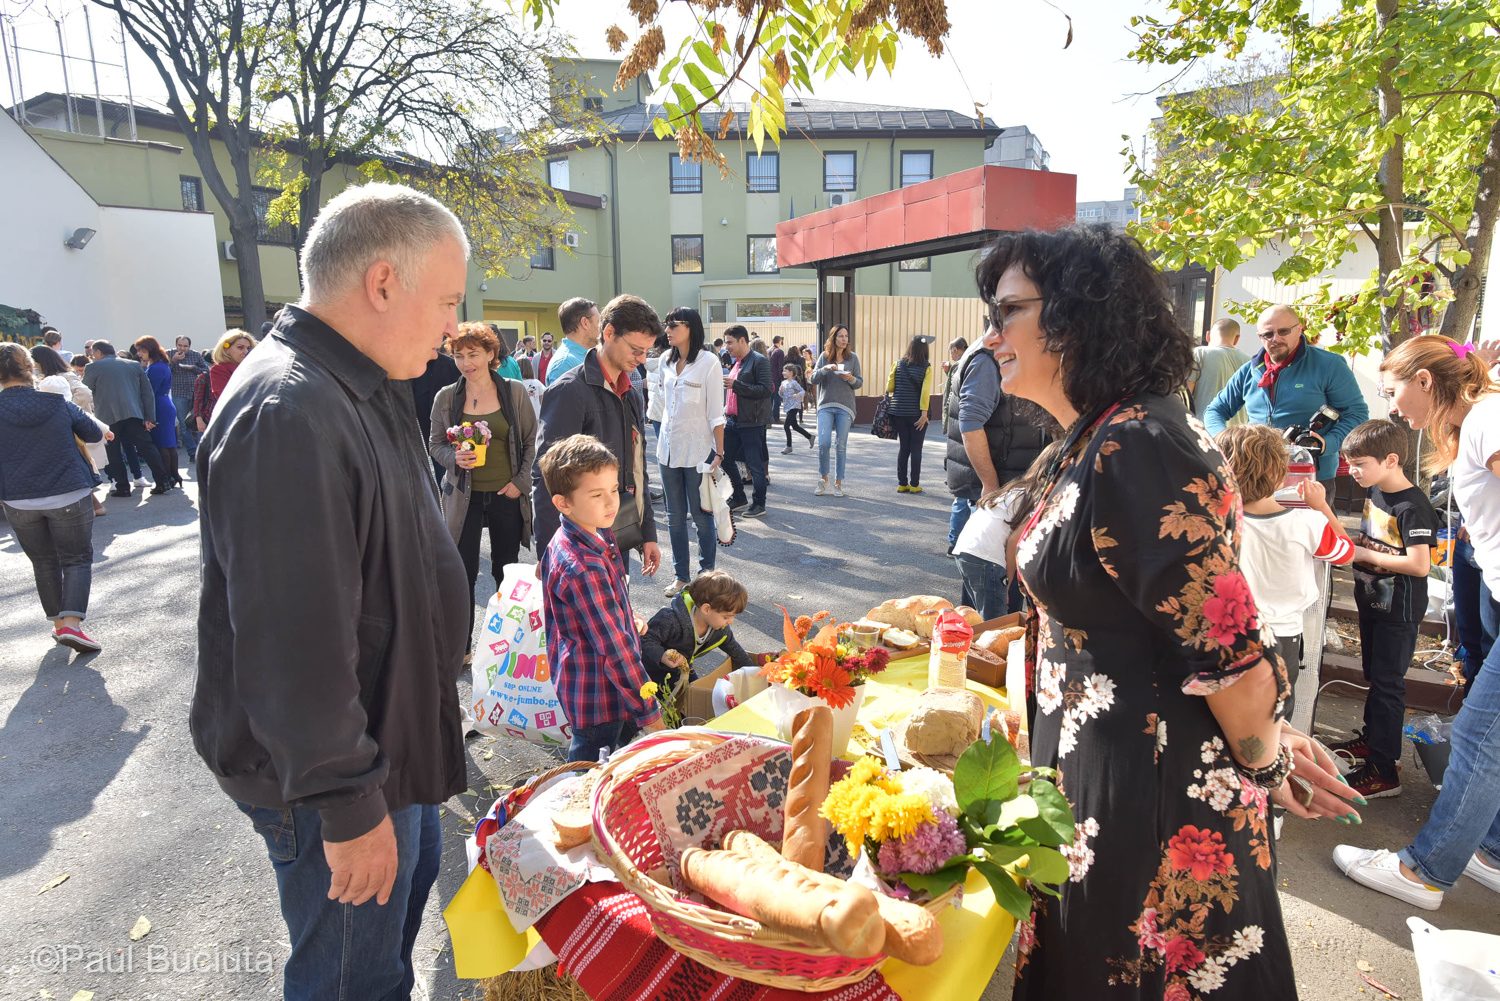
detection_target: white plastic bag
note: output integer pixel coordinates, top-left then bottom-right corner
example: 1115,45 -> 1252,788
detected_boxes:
1409,916 -> 1500,1001
698,462 -> 736,545
467,563 -> 570,747
710,665 -> 770,717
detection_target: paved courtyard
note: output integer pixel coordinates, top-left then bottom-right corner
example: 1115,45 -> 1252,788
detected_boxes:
1,426 -> 1495,1000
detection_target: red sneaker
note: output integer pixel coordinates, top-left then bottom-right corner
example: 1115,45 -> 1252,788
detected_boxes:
53,626 -> 101,653
1327,728 -> 1371,769
1346,762 -> 1402,800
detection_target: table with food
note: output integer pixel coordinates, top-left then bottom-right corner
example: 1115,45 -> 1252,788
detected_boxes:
443,594 -> 1060,1001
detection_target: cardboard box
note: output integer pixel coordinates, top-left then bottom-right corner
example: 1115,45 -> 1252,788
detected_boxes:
684,661 -> 731,723
967,613 -> 1024,688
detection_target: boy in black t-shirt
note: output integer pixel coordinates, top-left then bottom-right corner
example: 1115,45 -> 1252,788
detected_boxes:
1329,420 -> 1438,799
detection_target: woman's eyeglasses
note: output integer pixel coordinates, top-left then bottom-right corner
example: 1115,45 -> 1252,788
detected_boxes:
987,296 -> 1044,331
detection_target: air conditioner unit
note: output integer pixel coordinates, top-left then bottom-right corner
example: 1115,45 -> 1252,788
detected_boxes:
221,240 -> 238,261
829,193 -> 847,207
563,231 -> 580,249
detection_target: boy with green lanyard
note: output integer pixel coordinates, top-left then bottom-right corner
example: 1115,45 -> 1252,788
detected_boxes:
639,570 -> 758,693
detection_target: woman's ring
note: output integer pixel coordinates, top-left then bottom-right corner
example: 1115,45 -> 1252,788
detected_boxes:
1291,775 -> 1316,809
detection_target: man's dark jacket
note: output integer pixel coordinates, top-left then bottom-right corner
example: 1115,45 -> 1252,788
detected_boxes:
943,344 -> 1049,499
191,306 -> 469,842
531,347 -> 657,553
728,350 -> 775,426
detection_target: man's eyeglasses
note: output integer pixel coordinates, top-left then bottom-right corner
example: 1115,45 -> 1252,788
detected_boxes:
1258,325 -> 1301,342
987,296 -> 1044,331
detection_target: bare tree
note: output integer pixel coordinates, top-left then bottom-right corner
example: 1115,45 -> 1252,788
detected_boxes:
93,0 -> 279,333
256,0 -> 606,276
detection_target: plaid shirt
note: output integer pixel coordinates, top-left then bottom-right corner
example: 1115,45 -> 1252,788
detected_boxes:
541,517 -> 661,729
169,349 -> 210,398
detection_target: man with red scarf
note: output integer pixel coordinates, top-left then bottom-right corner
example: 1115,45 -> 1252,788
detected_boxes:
1204,303 -> 1368,495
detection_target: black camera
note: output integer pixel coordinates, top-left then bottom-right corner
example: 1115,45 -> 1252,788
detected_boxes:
1281,405 -> 1340,455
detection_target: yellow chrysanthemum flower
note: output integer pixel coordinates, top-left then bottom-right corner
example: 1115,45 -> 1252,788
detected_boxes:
639,681 -> 659,700
870,791 -> 936,842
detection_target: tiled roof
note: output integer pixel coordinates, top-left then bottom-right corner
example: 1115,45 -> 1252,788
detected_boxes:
599,98 -> 999,140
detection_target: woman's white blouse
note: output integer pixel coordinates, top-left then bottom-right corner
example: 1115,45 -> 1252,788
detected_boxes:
656,350 -> 726,468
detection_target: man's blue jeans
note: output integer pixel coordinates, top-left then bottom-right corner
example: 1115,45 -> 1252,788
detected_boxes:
660,464 -> 716,583
954,552 -> 1006,621
235,801 -> 441,1001
1400,617 -> 1500,889
816,407 -> 853,482
173,391 -> 200,459
1453,536 -> 1497,690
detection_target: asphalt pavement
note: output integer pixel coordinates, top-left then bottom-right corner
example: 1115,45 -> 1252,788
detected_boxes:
1,426 -> 1496,1001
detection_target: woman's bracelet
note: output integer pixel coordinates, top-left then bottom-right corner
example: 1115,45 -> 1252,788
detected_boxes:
1235,743 -> 1294,790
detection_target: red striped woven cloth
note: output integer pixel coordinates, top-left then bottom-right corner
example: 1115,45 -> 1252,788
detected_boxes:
534,881 -> 901,1001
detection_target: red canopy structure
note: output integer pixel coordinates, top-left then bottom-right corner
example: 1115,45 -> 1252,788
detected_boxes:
775,164 -> 1077,336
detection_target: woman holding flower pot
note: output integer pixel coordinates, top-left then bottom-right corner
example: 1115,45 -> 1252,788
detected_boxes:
429,322 -> 536,661
983,227 -> 1359,1000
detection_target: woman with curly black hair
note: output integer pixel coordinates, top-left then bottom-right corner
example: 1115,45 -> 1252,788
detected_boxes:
991,226 -> 1358,1000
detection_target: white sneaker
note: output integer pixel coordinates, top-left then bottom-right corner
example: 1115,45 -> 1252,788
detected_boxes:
664,579 -> 688,597
1333,846 -> 1444,910
833,482 -> 845,498
1464,853 -> 1500,893
132,476 -> 150,488
815,480 -> 827,496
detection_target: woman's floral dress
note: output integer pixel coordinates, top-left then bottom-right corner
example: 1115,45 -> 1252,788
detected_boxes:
1012,393 -> 1296,1000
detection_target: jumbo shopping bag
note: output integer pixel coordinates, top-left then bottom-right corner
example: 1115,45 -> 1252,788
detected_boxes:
467,563 -> 570,747
1409,916 -> 1500,1001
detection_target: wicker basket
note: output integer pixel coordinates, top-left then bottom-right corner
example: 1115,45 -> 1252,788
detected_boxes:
589,729 -> 956,992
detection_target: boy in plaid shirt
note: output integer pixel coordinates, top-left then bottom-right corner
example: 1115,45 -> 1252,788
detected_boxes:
538,434 -> 664,762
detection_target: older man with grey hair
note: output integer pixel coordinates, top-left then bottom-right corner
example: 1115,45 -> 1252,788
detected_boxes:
192,182 -> 470,1001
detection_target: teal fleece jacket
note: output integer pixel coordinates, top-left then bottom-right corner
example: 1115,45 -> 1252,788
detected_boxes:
1203,339 -> 1368,481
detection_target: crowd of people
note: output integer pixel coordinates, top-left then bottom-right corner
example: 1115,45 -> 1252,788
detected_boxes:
3,178 -> 1499,1001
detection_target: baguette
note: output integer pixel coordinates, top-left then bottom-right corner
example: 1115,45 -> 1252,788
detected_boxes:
725,830 -> 941,966
873,893 -> 943,966
782,706 -> 833,871
680,847 -> 886,957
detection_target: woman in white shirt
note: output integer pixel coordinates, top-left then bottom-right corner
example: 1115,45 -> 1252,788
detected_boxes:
1335,334 -> 1500,908
32,345 -> 110,516
656,307 -> 726,596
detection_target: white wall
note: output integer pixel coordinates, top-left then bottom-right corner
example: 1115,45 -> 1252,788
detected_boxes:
0,110 -> 222,355
98,206 -> 225,348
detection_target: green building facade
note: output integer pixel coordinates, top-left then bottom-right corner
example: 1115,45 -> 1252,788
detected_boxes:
19,58 -> 1002,344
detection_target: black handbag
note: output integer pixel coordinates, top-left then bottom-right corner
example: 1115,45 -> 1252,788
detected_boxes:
871,394 -> 897,439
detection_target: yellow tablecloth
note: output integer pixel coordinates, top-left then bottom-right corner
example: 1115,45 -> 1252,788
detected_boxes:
444,655 -> 1018,1000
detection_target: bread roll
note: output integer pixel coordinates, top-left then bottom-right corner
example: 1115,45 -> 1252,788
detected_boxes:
913,608 -> 941,640
874,893 -> 943,966
867,595 -> 952,631
782,706 -> 833,871
975,626 -> 1025,655
883,627 -> 920,650
551,772 -> 597,851
955,605 -> 983,627
905,689 -> 985,756
680,847 -> 886,957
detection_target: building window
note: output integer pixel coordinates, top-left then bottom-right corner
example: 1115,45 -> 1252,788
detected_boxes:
736,301 -> 792,320
252,186 -> 296,245
898,257 -> 931,272
583,97 -> 604,112
824,151 -> 856,192
748,235 -> 778,274
670,154 -> 702,194
671,235 -> 704,274
800,300 -> 818,322
547,158 -> 570,190
900,151 -> 933,187
746,152 -> 779,193
705,300 -> 728,323
180,175 -> 204,211
530,245 -> 555,270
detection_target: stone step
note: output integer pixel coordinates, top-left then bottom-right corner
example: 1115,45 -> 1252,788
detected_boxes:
1317,651 -> 1466,716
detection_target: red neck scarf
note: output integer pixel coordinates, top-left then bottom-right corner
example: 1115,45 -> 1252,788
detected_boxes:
1256,337 -> 1303,399
209,361 -> 239,399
